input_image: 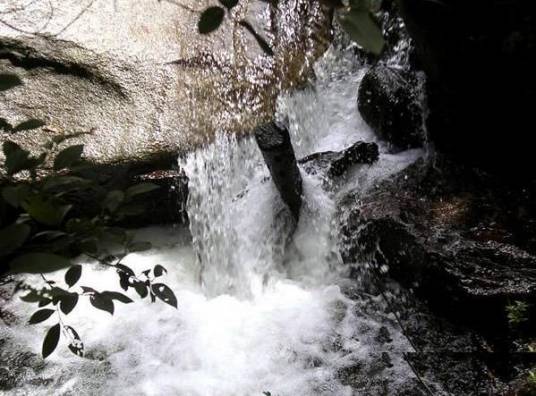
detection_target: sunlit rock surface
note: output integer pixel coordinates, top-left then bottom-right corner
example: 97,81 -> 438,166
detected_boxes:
0,0 -> 330,163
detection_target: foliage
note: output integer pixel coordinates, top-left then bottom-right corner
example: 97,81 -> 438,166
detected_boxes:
1,73 -> 177,359
506,300 -> 530,326
196,0 -> 385,56
528,369 -> 536,390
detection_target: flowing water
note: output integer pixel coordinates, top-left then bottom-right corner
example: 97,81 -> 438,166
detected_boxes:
1,45 -> 426,395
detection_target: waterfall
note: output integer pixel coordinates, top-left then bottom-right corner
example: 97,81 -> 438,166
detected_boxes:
0,44 -> 427,395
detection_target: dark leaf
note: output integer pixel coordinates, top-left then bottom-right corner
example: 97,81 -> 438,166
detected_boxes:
65,326 -> 84,357
90,293 -> 114,315
53,145 -> 84,170
119,272 -> 129,291
0,73 -> 22,91
79,238 -> 98,255
20,290 -> 44,303
115,263 -> 135,276
2,185 -> 30,208
65,265 -> 82,287
9,253 -> 71,274
134,282 -> 148,299
12,119 -> 46,133
43,176 -> 91,192
198,6 -> 225,34
21,196 -> 72,226
142,269 -> 151,277
29,309 -> 55,324
219,0 -> 239,9
151,283 -> 178,308
153,264 -> 167,277
33,230 -> 68,241
59,293 -> 78,315
3,141 -> 32,175
0,118 -> 13,132
150,290 -> 156,303
103,190 -> 124,213
38,298 -> 52,307
101,291 -> 133,304
125,183 -> 159,199
80,286 -> 96,294
42,323 -> 61,359
0,223 -> 30,256
239,20 -> 274,56
128,241 -> 152,253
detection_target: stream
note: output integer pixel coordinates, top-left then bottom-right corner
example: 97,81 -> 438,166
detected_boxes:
1,45 -> 428,395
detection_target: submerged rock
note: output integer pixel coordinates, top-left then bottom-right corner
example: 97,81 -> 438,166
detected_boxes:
358,65 -> 424,150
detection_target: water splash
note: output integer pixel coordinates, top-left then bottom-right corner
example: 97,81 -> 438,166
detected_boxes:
1,44 -> 426,395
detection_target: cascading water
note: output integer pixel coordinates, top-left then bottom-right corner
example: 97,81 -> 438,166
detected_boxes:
0,44 -> 429,395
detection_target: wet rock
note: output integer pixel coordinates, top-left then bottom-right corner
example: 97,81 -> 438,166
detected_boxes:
255,122 -> 302,221
299,140 -> 379,177
358,65 -> 424,150
398,0 -> 536,178
339,158 -> 536,334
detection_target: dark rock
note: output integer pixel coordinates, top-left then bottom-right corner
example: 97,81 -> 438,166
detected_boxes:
299,140 -> 379,177
339,158 -> 536,337
358,65 -> 424,150
255,122 -> 303,221
397,0 -> 536,179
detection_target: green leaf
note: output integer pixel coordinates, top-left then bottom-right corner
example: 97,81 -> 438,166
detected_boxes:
103,190 -> 124,213
9,253 -> 71,274
219,0 -> 238,9
53,145 -> 84,170
59,293 -> 78,314
125,183 -> 159,199
42,323 -> 61,359
198,6 -> 225,34
101,291 -> 133,304
128,241 -> 152,253
89,293 -> 114,315
0,73 -> 22,91
65,265 -> 82,287
2,185 -> 31,208
239,20 -> 274,56
29,309 -> 55,324
151,283 -> 178,308
21,196 -> 72,226
338,7 -> 385,55
0,223 -> 31,256
153,264 -> 167,277
12,119 -> 46,133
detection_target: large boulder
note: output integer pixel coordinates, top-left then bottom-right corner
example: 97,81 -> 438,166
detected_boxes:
339,157 -> 536,335
0,0 -> 330,165
358,65 -> 424,150
397,0 -> 536,179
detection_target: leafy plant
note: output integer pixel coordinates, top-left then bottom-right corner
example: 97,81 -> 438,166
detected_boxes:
506,300 -> 530,326
1,73 -> 177,359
